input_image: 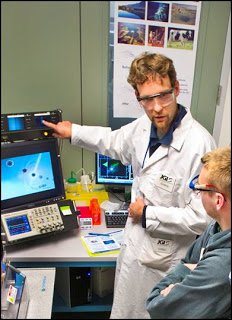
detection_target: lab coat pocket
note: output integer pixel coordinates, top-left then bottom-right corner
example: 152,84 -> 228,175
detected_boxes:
140,171 -> 175,207
138,235 -> 173,271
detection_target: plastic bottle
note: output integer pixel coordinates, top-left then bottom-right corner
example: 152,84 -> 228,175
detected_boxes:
65,171 -> 78,193
80,175 -> 91,192
90,198 -> 101,225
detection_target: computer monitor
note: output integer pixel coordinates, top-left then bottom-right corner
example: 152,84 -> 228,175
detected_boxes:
95,153 -> 133,186
1,138 -> 65,212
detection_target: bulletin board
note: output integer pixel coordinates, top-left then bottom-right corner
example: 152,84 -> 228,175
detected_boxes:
108,1 -> 201,130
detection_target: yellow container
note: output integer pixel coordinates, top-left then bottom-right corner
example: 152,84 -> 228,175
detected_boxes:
65,182 -> 79,193
65,190 -> 109,206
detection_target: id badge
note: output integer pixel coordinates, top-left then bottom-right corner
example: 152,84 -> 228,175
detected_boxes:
154,238 -> 172,254
156,173 -> 176,193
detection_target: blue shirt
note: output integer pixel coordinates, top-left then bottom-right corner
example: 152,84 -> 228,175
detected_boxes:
149,104 -> 187,157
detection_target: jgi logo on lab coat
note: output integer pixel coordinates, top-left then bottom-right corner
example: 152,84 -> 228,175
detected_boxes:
155,239 -> 172,253
156,173 -> 176,193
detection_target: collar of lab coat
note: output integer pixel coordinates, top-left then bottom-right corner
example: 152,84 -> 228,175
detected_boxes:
170,106 -> 193,151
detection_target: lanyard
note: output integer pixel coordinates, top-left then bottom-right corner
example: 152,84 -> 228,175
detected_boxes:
142,141 -> 150,169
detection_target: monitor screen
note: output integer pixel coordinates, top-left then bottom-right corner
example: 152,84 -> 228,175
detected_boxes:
7,115 -> 24,131
5,215 -> 32,236
34,113 -> 52,128
95,153 -> 133,185
1,138 -> 65,211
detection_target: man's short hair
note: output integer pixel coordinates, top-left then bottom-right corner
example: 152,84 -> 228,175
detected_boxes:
127,52 -> 177,91
201,146 -> 231,199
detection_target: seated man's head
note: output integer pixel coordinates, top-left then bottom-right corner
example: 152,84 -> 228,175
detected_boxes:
197,146 -> 231,228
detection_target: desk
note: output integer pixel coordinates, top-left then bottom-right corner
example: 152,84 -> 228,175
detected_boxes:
5,210 -> 122,313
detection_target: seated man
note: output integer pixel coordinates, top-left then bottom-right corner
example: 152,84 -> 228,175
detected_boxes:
146,146 -> 231,319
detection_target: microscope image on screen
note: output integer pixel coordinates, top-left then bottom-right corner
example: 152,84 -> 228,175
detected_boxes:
1,152 -> 55,201
100,159 -> 129,179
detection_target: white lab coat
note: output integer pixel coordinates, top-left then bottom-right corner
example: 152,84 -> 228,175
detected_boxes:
71,107 -> 216,319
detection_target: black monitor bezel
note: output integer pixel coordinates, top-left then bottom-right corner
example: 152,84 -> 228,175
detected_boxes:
1,138 -> 65,211
95,153 -> 133,186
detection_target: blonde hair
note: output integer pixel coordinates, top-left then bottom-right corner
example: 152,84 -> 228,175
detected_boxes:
201,146 -> 231,200
127,52 -> 177,91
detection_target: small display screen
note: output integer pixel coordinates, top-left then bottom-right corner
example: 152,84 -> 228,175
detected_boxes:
1,152 -> 55,201
82,221 -> 92,225
6,215 -> 31,236
7,115 -> 24,131
34,114 -> 52,128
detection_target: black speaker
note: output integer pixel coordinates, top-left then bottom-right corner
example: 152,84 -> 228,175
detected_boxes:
55,267 -> 92,307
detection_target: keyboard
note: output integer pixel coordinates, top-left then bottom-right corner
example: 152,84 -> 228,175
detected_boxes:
105,210 -> 128,228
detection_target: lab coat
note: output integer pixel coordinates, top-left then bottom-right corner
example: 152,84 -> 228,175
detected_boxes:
71,106 -> 216,319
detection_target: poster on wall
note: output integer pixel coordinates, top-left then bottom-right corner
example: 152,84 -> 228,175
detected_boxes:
112,1 -> 201,118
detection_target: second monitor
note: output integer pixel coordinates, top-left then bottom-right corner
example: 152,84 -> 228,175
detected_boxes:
95,153 -> 133,186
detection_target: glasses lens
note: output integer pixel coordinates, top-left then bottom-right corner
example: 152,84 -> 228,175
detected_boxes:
156,91 -> 174,107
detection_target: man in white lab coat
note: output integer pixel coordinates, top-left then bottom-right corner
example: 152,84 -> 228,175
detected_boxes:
43,52 -> 216,318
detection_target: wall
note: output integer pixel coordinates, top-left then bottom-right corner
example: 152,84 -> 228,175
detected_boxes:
80,1 -> 109,176
217,70 -> 231,147
1,1 -> 83,180
190,1 -> 230,134
213,13 -> 231,147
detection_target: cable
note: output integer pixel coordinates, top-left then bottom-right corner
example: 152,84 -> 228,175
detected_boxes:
107,189 -> 125,203
58,138 -> 63,155
75,168 -> 86,177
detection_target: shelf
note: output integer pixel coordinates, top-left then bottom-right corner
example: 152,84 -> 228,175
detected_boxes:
52,290 -> 113,312
11,261 -> 116,268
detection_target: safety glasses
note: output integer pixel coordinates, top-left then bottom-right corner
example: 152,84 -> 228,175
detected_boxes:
137,88 -> 174,109
189,174 -> 227,201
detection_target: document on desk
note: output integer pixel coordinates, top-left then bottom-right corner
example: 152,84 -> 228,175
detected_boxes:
81,230 -> 124,256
